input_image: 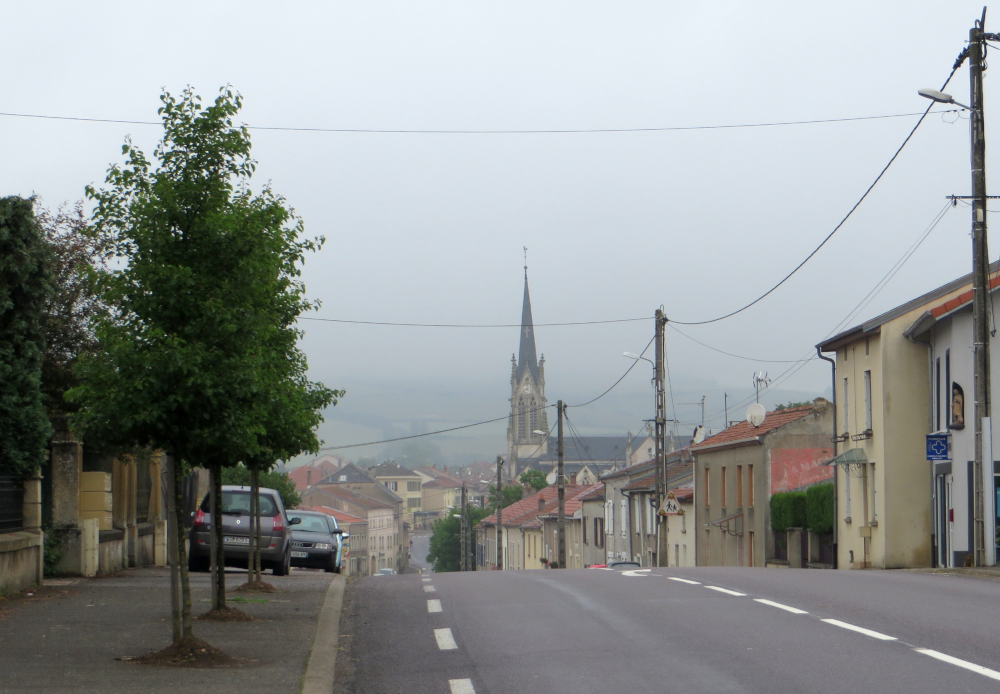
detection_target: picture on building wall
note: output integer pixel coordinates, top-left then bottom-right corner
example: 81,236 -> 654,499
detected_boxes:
951,382 -> 965,430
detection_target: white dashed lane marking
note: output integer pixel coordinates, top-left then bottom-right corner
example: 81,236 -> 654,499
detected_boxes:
427,599 -> 442,613
423,585 -> 437,593
434,628 -> 458,650
667,577 -> 701,585
914,649 -> 1000,681
754,599 -> 808,614
449,679 -> 476,694
705,586 -> 746,596
422,578 -> 431,582
821,619 -> 896,641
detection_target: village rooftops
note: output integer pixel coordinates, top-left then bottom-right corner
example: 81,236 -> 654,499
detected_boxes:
367,462 -> 421,478
690,403 -> 828,453
302,506 -> 367,525
317,462 -> 380,486
309,484 -> 397,510
478,485 -> 591,528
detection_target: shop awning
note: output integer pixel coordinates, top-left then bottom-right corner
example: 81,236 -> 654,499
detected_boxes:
823,448 -> 868,466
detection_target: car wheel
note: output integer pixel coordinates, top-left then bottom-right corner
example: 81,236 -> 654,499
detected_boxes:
325,554 -> 341,574
273,549 -> 291,576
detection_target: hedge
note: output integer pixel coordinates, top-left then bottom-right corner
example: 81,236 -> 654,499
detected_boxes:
770,491 -> 807,533
806,483 -> 835,534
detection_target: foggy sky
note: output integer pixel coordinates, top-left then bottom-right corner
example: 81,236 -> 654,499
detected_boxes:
2,2 -> 993,465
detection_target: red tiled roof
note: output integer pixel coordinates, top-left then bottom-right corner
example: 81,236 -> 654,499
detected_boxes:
579,484 -> 605,501
930,274 -> 1000,318
306,485 -> 394,510
669,485 -> 694,501
691,406 -> 817,451
479,485 -> 593,527
622,473 -> 655,492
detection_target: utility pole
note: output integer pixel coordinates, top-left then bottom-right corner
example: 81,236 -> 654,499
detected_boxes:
495,455 -> 503,570
971,12 -> 992,566
557,399 -> 566,569
460,483 -> 468,571
654,309 -> 668,567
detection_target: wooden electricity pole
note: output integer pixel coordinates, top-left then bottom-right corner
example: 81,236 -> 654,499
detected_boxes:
460,483 -> 468,571
495,455 -> 503,570
557,400 -> 566,568
654,309 -> 668,567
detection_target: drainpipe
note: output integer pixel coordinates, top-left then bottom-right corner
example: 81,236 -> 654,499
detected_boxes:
907,329 -> 935,567
817,346 -> 838,569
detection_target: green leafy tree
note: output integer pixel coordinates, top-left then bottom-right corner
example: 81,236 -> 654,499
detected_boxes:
488,484 -> 523,510
519,469 -> 548,492
773,401 -> 814,411
426,506 -> 489,572
0,197 -> 54,481
69,87 -> 335,651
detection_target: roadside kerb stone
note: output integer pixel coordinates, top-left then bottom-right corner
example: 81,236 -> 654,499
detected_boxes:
301,573 -> 346,694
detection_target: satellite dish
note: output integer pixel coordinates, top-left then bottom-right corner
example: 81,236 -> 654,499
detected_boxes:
545,471 -> 557,485
746,403 -> 766,428
692,425 -> 706,444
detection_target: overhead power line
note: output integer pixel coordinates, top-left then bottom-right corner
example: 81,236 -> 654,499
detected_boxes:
299,316 -> 647,328
0,109 -> 956,135
671,59 -> 966,326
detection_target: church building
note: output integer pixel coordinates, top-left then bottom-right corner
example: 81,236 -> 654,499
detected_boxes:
508,269 -> 548,472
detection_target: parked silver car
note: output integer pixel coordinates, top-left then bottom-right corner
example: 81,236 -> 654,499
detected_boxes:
188,485 -> 300,575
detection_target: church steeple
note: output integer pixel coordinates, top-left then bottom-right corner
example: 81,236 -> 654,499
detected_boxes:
517,270 -> 539,383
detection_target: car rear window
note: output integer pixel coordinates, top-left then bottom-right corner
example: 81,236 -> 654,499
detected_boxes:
200,491 -> 278,516
288,515 -> 331,533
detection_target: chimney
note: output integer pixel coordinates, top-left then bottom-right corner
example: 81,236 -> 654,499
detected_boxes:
443,465 -> 448,472
538,497 -> 545,511
813,397 -> 830,411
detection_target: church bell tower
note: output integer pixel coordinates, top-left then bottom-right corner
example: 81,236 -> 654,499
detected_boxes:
508,263 -> 548,468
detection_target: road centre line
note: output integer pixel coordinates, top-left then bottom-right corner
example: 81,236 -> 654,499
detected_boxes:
435,628 -> 458,650
423,585 -> 437,592
821,619 -> 896,640
667,577 -> 701,584
449,679 -> 476,694
914,648 -> 1000,681
705,586 -> 747,596
427,599 -> 442,613
754,598 -> 808,614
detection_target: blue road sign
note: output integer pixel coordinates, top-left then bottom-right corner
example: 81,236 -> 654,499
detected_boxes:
926,434 -> 950,461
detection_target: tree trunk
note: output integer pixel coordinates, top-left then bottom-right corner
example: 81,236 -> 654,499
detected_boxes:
208,465 -> 219,609
252,468 -> 262,582
210,463 -> 226,609
173,455 -> 193,640
164,454 -> 182,644
246,468 -> 256,585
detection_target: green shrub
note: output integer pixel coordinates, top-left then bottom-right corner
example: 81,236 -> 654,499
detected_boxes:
770,491 -> 807,533
806,483 -> 835,534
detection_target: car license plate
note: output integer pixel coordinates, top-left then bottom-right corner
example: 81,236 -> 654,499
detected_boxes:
290,551 -> 309,558
224,536 -> 249,545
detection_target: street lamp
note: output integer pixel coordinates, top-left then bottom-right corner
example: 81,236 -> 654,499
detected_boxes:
918,88 -> 972,111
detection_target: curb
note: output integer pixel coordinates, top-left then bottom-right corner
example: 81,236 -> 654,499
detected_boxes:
301,574 -> 346,694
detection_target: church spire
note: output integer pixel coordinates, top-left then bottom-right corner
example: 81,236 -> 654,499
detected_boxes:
517,264 -> 539,382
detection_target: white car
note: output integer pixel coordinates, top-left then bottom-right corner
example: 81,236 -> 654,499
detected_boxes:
374,568 -> 396,576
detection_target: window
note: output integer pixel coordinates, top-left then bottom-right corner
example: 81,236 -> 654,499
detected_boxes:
747,465 -> 754,507
385,480 -> 398,492
843,377 -> 850,433
339,475 -> 347,482
620,500 -> 627,538
635,497 -> 641,534
865,337 -> 870,356
407,498 -> 421,508
529,397 -> 538,436
748,531 -> 755,567
517,398 -> 527,441
946,349 -> 951,430
704,468 -> 710,507
864,370 -> 873,431
721,467 -> 727,508
646,496 -> 653,535
736,466 -> 743,507
606,500 -> 614,535
583,516 -> 588,545
407,481 -> 420,492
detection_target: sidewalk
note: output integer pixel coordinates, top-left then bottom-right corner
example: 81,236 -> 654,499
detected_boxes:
0,566 -> 339,694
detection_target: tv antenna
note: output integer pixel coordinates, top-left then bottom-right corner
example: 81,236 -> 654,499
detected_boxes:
752,371 -> 771,403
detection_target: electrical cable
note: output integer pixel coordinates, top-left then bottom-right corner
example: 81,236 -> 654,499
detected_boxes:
667,324 -> 818,363
299,316 -> 647,328
567,334 -> 655,408
671,62 -> 966,326
0,109 -> 958,135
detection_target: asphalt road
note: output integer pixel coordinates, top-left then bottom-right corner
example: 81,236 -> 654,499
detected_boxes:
410,530 -> 431,572
339,566 -> 1000,694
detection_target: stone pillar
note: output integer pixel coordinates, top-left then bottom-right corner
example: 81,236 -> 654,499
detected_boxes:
787,528 -> 803,569
49,416 -> 82,528
125,460 -> 138,567
23,470 -> 44,585
81,518 -> 98,577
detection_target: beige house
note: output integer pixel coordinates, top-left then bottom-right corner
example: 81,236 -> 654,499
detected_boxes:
818,271 -> 978,569
368,462 -> 423,526
579,485 -> 606,567
692,401 -> 834,568
301,485 -> 401,574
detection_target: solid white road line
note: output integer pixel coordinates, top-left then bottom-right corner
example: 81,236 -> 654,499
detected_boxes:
705,586 -> 746,596
427,599 -> 442,613
435,628 -> 458,650
821,619 -> 896,640
423,585 -> 437,592
449,679 -> 476,694
914,648 -> 1000,681
754,598 -> 808,614
667,577 -> 701,585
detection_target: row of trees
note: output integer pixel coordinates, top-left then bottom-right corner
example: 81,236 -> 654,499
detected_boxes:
0,87 -> 339,659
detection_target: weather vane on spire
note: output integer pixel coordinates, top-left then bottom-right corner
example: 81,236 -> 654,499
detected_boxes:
523,246 -> 528,278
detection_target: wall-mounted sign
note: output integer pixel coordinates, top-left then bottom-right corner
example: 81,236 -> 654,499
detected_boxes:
926,434 -> 950,461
